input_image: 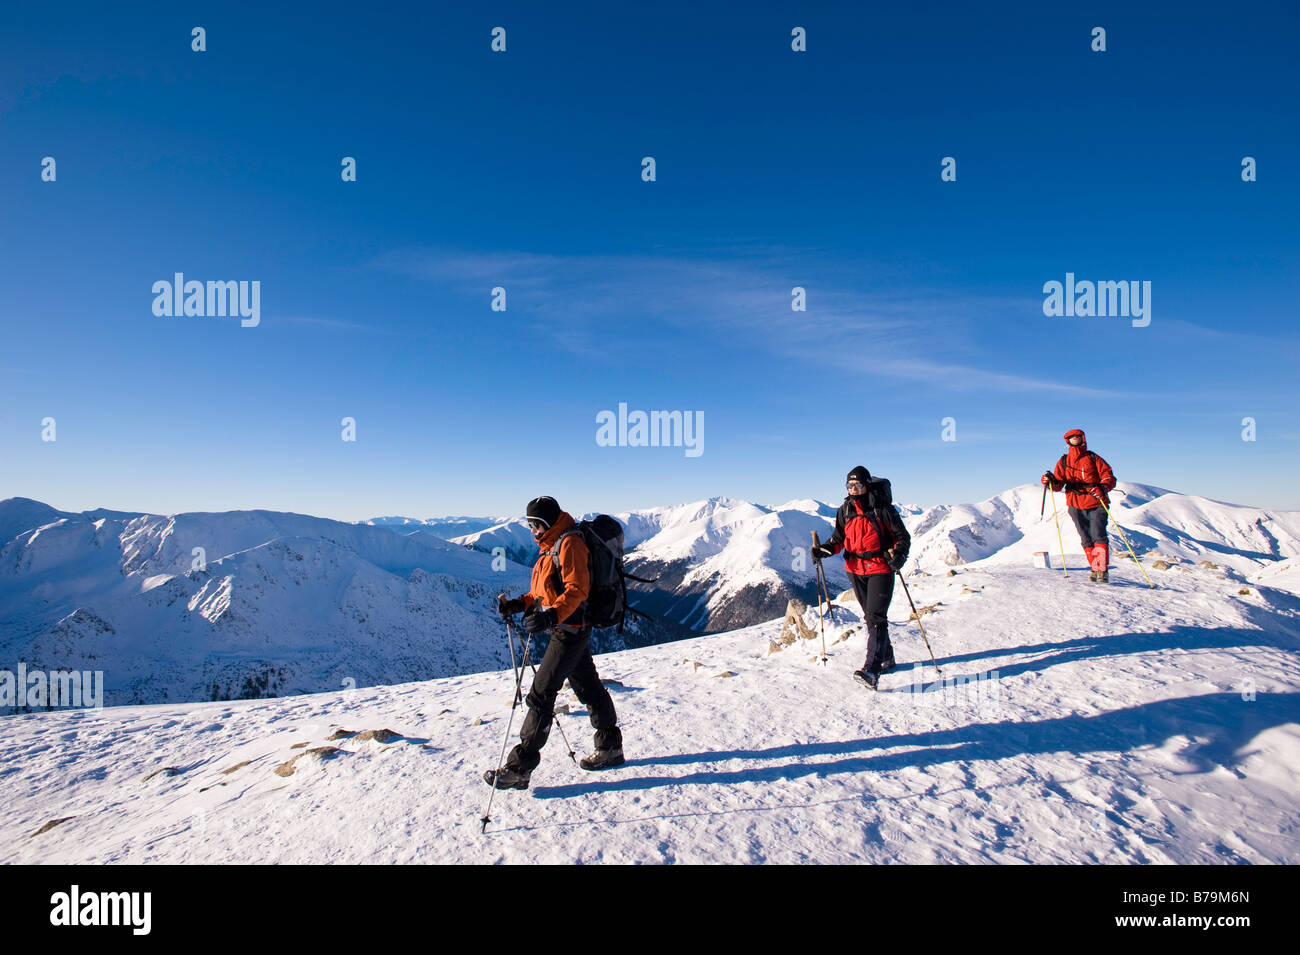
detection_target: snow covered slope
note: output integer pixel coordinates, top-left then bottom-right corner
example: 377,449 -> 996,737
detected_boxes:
903,482 -> 1300,577
452,519 -> 540,567
455,498 -> 847,634
6,483 -> 1296,710
455,486 -> 1300,635
4,553 -> 1297,864
0,500 -> 532,707
362,515 -> 508,539
615,497 -> 845,632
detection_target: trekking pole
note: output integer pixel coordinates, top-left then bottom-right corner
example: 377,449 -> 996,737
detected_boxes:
819,554 -> 838,626
504,611 -> 522,703
1040,481 -> 1048,519
506,615 -> 579,764
481,615 -> 533,833
810,532 -> 828,664
895,571 -> 942,675
811,531 -> 837,625
1093,495 -> 1156,589
1047,485 -> 1071,579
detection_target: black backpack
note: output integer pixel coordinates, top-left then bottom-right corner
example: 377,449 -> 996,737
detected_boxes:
860,477 -> 893,509
842,476 -> 910,560
547,515 -> 653,632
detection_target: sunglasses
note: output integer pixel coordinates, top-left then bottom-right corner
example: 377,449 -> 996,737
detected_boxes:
527,518 -> 549,531
846,481 -> 866,490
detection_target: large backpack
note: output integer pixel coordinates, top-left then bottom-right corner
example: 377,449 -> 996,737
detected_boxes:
546,514 -> 653,632
860,477 -> 893,510
842,476 -> 909,560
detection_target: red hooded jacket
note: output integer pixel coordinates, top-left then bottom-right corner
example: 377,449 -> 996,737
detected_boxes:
1050,429 -> 1116,510
825,496 -> 908,575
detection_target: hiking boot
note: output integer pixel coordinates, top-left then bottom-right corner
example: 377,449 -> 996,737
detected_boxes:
1097,571 -> 1109,583
483,766 -> 530,790
879,657 -> 896,674
1089,570 -> 1099,582
579,747 -> 624,771
853,669 -> 879,691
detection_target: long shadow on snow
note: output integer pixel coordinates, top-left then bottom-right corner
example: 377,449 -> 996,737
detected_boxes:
917,601 -> 1299,683
530,691 -> 1300,799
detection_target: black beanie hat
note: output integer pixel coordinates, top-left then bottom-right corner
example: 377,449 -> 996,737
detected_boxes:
525,495 -> 562,529
846,466 -> 871,487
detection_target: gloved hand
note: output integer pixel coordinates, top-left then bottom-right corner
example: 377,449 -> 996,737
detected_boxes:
1041,472 -> 1054,487
498,594 -> 526,617
523,607 -> 557,634
886,548 -> 907,572
1087,486 -> 1103,499
811,544 -> 834,561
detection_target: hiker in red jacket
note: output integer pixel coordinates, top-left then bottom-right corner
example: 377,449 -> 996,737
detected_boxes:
1042,429 -> 1117,582
812,466 -> 911,689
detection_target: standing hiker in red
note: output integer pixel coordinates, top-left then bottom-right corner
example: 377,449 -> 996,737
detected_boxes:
1041,429 -> 1118,582
811,466 -> 911,689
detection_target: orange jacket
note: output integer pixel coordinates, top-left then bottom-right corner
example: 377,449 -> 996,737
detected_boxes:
524,511 -> 590,626
1050,429 -> 1116,510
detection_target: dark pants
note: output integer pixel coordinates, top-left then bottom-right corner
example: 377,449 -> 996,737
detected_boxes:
507,627 -> 622,772
850,571 -> 896,673
1069,505 -> 1108,548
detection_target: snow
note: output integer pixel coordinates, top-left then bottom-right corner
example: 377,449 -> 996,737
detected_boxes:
0,503 -> 532,707
1252,558 -> 1300,596
3,553 -> 1297,864
903,482 -> 1300,578
6,484 -> 1299,709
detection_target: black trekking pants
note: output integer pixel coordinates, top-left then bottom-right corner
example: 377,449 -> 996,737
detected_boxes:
507,627 -> 622,772
1068,505 -> 1109,549
849,571 -> 896,674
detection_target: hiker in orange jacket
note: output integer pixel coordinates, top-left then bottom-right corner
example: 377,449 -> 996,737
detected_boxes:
486,495 -> 624,790
1042,429 -> 1118,582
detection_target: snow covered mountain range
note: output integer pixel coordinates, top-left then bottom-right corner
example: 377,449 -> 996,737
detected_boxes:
0,500 -> 535,708
3,483 -> 1298,710
361,515 -> 509,539
452,484 -> 1300,633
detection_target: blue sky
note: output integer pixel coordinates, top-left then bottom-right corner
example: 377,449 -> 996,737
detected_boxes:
2,0 -> 1297,521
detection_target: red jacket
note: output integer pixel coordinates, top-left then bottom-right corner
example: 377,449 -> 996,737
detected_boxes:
1050,430 -> 1116,510
825,497 -> 907,575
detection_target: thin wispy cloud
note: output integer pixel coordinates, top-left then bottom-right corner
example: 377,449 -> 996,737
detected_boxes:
375,246 -> 1132,399
276,315 -> 396,333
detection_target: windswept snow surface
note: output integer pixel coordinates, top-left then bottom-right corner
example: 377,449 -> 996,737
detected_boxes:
4,556 -> 1297,864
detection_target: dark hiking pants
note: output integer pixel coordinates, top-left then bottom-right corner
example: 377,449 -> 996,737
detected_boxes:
849,571 -> 896,674
507,626 -> 621,772
1069,505 -> 1109,549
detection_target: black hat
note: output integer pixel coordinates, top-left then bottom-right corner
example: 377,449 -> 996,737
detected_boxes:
846,466 -> 871,486
525,496 -> 561,529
